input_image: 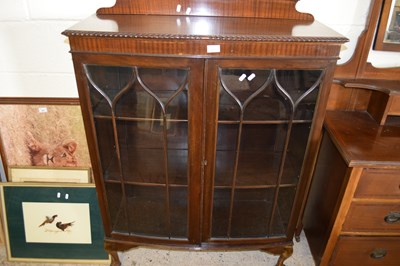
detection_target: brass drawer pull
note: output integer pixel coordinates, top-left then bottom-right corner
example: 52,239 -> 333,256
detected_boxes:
384,212 -> 400,224
370,248 -> 387,259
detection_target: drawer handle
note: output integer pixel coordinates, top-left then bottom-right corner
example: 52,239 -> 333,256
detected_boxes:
370,248 -> 387,259
384,212 -> 400,224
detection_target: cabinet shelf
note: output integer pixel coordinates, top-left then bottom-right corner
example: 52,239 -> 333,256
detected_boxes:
104,182 -> 296,189
218,120 -> 313,125
94,116 -> 312,125
101,147 -> 188,185
104,179 -> 188,188
214,184 -> 297,189
94,115 -> 188,124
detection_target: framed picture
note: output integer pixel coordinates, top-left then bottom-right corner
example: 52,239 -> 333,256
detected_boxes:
374,0 -> 400,51
0,98 -> 91,181
8,166 -> 91,183
0,183 -> 109,263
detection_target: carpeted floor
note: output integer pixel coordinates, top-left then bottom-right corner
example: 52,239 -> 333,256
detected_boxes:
0,231 -> 315,266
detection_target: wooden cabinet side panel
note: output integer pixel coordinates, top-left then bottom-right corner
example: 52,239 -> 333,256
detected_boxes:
367,91 -> 390,125
71,55 -> 115,237
327,83 -> 371,111
303,132 -> 349,264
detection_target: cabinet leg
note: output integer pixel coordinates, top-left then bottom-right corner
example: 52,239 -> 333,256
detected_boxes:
109,250 -> 121,266
105,240 -> 138,266
294,222 -> 303,242
262,245 -> 293,266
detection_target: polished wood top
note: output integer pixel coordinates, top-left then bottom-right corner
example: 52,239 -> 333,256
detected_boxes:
325,110 -> 400,167
97,0 -> 313,20
335,79 -> 400,96
63,14 -> 347,43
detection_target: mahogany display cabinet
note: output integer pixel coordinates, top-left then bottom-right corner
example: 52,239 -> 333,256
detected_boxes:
63,1 -> 347,265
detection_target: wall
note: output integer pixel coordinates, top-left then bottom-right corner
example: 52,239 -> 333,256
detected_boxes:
0,0 -> 114,98
0,0 -> 399,98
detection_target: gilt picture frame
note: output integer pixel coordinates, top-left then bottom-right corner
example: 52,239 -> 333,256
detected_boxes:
8,166 -> 91,183
0,183 -> 109,263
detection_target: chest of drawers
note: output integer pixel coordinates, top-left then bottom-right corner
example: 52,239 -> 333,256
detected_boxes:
303,110 -> 400,265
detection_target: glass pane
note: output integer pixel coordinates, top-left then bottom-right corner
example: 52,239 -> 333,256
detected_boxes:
211,67 -> 323,239
270,187 -> 297,236
86,65 -> 133,117
274,70 -> 320,121
85,64 -> 190,239
215,124 -> 290,187
105,183 -> 128,233
116,120 -> 188,185
94,118 -> 120,182
212,188 -> 279,238
124,185 -> 187,237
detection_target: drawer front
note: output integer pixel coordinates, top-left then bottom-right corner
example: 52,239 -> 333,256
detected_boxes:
343,202 -> 400,232
330,236 -> 400,265
355,169 -> 400,199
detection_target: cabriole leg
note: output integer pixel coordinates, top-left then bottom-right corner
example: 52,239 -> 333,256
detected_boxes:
262,245 -> 293,266
105,241 -> 138,266
109,250 -> 121,266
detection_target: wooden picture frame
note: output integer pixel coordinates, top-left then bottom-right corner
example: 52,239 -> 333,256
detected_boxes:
0,183 -> 109,263
0,98 -> 91,181
374,0 -> 400,52
8,166 -> 91,183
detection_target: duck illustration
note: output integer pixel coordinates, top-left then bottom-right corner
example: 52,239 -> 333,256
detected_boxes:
38,215 -> 58,227
56,221 -> 74,231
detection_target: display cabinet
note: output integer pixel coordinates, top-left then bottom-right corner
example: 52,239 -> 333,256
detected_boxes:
63,1 -> 347,265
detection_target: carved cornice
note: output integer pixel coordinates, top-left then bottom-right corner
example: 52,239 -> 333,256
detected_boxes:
62,30 -> 348,43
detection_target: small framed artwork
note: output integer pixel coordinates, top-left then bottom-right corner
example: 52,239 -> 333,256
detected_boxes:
8,166 -> 91,183
0,98 -> 92,182
0,183 -> 109,263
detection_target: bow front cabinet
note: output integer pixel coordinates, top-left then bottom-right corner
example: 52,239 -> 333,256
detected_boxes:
63,1 -> 347,265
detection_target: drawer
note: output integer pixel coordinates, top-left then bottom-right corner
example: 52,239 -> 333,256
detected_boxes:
342,202 -> 400,232
355,169 -> 400,199
330,236 -> 400,265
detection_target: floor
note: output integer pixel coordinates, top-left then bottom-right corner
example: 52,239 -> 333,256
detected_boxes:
0,232 -> 315,266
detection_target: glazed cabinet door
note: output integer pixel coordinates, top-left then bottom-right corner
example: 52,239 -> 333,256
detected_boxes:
73,55 -> 204,244
203,59 -> 328,244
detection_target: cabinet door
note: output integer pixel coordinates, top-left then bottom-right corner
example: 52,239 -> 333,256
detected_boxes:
204,59 -> 325,242
75,55 -> 203,243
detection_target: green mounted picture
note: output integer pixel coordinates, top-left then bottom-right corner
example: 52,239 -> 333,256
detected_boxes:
0,184 -> 109,263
